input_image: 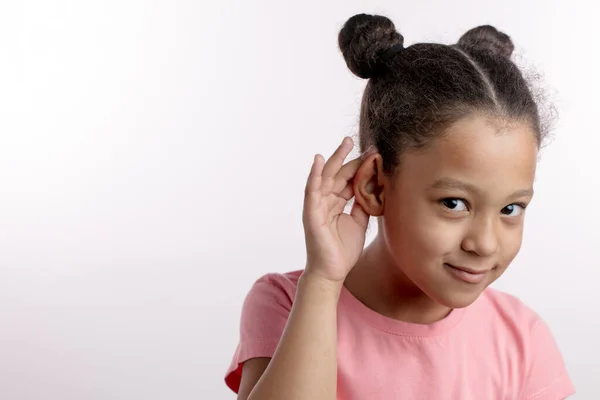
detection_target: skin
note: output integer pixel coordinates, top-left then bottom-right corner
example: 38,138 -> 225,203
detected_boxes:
345,113 -> 539,324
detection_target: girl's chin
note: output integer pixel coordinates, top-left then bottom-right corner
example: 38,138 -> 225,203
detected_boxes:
431,288 -> 487,309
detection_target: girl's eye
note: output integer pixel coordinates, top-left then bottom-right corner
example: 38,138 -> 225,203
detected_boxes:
441,198 -> 468,212
501,203 -> 526,217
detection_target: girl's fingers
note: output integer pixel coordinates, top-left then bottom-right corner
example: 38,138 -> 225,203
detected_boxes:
332,157 -> 362,194
305,154 -> 325,196
337,181 -> 354,201
322,137 -> 354,180
323,182 -> 354,213
331,145 -> 376,195
350,201 -> 370,229
306,137 -> 368,201
329,197 -> 348,221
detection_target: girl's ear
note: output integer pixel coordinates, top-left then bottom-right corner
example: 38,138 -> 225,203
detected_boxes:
353,153 -> 386,217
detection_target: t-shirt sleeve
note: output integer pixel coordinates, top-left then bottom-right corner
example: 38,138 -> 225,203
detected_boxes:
224,274 -> 294,394
521,318 -> 575,400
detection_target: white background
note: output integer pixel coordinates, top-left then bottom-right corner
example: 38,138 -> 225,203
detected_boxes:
1,0 -> 597,399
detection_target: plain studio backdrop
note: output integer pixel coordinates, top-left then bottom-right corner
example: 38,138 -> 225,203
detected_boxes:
0,0 -> 597,399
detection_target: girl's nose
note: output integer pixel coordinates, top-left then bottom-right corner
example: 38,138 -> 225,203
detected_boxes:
461,216 -> 500,257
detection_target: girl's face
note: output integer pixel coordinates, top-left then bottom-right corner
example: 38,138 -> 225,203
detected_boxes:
380,114 -> 538,308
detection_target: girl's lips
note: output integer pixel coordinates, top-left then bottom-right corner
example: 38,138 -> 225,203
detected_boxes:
444,263 -> 488,284
448,264 -> 490,274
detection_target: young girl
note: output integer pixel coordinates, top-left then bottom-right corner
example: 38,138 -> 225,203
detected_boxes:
225,13 -> 575,400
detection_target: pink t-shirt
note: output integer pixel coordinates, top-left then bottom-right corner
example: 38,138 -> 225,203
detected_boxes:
225,270 -> 575,399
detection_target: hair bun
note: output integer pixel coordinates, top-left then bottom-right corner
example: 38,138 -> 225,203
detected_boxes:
338,14 -> 404,79
457,25 -> 514,58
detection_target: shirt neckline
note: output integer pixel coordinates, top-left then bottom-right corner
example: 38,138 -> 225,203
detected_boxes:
338,282 -> 467,337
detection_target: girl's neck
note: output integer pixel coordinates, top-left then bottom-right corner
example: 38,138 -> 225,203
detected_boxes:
344,236 -> 452,325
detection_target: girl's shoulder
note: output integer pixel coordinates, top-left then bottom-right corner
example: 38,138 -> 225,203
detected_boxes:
245,269 -> 303,301
238,270 -> 304,318
474,288 -> 575,397
473,287 -> 548,334
251,269 -> 303,288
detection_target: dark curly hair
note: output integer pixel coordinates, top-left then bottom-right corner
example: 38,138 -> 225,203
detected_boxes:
338,13 -> 551,175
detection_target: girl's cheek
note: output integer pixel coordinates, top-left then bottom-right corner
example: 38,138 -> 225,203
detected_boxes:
502,230 -> 524,260
386,199 -> 460,253
411,216 -> 463,254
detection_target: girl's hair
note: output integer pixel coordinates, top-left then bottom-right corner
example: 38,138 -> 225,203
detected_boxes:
338,14 -> 550,175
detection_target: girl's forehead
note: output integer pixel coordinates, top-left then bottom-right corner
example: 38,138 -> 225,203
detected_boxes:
399,116 -> 538,189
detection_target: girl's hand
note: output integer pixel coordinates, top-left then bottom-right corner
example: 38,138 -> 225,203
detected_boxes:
302,137 -> 371,283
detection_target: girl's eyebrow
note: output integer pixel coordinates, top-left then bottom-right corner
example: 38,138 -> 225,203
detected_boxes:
430,177 -> 534,198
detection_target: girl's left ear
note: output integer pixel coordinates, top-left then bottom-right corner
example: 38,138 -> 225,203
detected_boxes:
353,153 -> 386,217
